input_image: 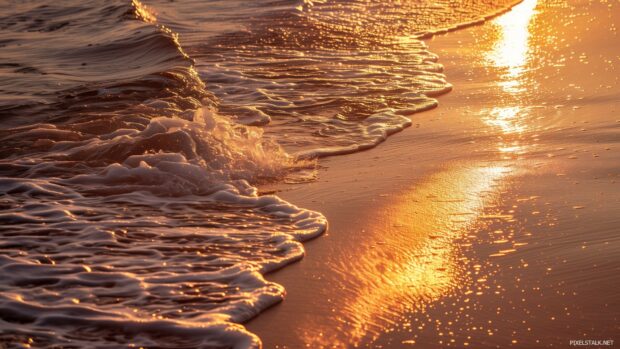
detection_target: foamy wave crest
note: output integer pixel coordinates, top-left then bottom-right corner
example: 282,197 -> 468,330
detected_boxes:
60,108 -> 300,190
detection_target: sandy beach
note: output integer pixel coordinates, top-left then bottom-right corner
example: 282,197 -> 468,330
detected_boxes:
247,0 -> 620,347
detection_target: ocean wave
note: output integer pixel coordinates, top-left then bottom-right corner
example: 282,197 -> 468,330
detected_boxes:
0,0 -> 206,127
0,1 -> 325,348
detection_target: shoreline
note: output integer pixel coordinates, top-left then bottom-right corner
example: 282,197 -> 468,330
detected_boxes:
248,0 -> 620,347
294,0 -> 528,161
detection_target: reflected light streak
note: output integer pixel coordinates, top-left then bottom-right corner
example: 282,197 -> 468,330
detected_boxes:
297,1 -> 540,346
300,165 -> 510,348
484,106 -> 527,134
498,145 -> 526,154
483,0 -> 538,154
487,0 -> 538,92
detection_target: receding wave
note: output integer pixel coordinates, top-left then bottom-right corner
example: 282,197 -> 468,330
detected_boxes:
149,0 -> 519,157
0,0 -> 518,347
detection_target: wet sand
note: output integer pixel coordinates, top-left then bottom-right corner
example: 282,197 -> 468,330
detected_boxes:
248,0 -> 619,348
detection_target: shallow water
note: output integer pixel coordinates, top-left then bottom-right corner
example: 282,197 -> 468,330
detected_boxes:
1,0 -> 528,347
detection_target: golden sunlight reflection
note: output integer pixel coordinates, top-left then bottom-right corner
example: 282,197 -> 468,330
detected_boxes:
484,106 -> 527,134
487,0 -> 538,92
483,0 -> 538,154
300,165 -> 510,348
296,1 -> 542,346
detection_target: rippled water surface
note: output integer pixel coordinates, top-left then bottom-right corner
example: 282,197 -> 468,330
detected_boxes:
1,0 -> 519,347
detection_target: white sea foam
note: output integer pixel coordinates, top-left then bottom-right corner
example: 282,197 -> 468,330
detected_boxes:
0,173 -> 325,348
0,103 -> 325,348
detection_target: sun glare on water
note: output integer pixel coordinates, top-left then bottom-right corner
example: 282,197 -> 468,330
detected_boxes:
487,0 -> 538,93
484,0 -> 538,155
299,164 -> 512,347
297,1 -> 541,347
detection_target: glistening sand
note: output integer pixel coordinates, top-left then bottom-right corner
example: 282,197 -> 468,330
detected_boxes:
247,0 -> 620,347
